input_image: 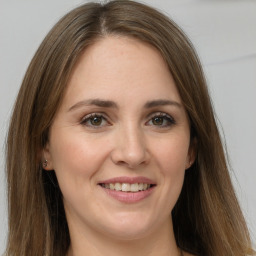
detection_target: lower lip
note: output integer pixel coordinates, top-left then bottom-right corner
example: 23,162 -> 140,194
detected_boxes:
100,186 -> 155,203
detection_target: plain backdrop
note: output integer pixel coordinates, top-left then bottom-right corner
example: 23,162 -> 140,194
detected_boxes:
0,0 -> 255,253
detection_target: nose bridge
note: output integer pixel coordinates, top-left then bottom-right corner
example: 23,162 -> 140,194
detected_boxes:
111,121 -> 148,168
125,123 -> 144,154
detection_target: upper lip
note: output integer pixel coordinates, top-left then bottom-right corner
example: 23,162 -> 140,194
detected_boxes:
98,176 -> 156,185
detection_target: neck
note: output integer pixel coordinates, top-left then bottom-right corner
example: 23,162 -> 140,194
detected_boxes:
66,217 -> 181,256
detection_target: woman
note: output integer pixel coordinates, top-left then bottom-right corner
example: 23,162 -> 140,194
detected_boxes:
5,1 -> 254,255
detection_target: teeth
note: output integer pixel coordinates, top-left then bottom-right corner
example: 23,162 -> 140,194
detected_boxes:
122,183 -> 130,192
130,183 -> 138,192
101,182 -> 152,192
115,183 -> 122,191
138,183 -> 143,190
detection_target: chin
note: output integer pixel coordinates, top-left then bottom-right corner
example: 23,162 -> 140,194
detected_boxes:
98,212 -> 155,240
103,226 -> 151,241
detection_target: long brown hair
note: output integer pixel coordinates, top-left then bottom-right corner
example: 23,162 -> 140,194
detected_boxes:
5,1 -> 254,255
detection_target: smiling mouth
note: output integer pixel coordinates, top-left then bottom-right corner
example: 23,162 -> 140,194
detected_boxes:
99,183 -> 155,192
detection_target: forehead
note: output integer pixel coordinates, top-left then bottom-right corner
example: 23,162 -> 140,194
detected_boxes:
63,36 -> 182,108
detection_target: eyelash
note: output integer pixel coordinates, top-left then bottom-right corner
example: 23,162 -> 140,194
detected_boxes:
146,112 -> 176,128
80,113 -> 109,128
80,112 -> 176,128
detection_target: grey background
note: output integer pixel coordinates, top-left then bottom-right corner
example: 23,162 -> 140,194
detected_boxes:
0,0 -> 255,253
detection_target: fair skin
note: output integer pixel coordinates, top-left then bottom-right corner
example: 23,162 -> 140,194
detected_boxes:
44,36 -> 194,256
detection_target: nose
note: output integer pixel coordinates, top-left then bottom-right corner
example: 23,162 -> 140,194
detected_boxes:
110,125 -> 149,169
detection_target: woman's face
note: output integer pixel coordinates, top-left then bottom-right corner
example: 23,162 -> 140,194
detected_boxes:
44,36 -> 193,240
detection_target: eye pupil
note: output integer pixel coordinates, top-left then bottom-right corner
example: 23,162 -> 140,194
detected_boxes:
90,116 -> 102,126
152,117 -> 163,125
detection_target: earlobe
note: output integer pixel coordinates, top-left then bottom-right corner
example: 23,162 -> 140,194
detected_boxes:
186,137 -> 197,169
42,156 -> 53,171
185,159 -> 192,170
42,144 -> 54,171
43,159 -> 48,168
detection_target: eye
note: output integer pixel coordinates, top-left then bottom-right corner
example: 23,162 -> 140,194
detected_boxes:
80,113 -> 109,128
146,112 -> 175,128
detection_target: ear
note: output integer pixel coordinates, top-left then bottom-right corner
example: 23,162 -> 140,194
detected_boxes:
185,137 -> 197,170
42,143 -> 54,171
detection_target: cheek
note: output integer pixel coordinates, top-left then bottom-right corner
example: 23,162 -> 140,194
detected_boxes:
152,135 -> 189,205
49,131 -> 111,183
48,131 -> 113,213
154,135 -> 190,174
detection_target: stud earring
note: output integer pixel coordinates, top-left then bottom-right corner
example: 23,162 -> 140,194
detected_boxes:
43,159 -> 48,168
189,159 -> 194,167
187,159 -> 192,169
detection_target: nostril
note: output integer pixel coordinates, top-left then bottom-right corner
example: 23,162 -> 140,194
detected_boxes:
110,135 -> 149,168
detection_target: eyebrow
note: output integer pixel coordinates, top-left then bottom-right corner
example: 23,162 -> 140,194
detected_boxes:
68,98 -> 182,112
144,99 -> 182,109
68,99 -> 118,111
